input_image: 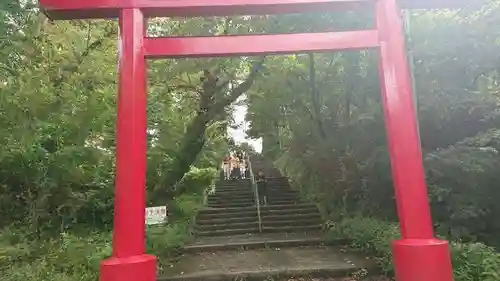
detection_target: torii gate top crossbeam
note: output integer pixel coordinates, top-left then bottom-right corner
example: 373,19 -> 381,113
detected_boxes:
40,0 -> 373,19
39,0 -> 478,20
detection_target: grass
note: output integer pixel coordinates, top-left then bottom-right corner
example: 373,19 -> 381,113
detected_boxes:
0,193 -> 204,281
327,216 -> 500,281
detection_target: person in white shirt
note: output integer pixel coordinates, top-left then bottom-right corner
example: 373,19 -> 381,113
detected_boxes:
222,155 -> 232,180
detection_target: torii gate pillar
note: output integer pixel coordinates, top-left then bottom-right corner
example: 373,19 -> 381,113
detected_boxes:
38,1 -> 458,281
375,1 -> 454,281
100,8 -> 156,281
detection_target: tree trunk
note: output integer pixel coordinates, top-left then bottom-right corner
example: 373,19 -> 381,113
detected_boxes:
153,58 -> 266,203
308,53 -> 327,139
152,113 -> 209,203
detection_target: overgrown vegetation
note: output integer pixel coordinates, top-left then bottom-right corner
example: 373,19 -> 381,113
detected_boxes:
328,217 -> 500,281
1,1 -> 249,280
243,0 -> 500,279
248,1 -> 500,246
0,168 -> 210,281
2,0 -> 500,280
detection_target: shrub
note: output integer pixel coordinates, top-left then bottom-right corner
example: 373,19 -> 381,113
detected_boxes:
451,242 -> 500,281
327,217 -> 399,274
328,217 -> 500,281
1,192 -> 204,281
175,167 -> 217,196
1,230 -> 111,281
168,194 -> 204,222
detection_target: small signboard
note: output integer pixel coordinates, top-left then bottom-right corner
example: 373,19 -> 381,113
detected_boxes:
145,206 -> 168,225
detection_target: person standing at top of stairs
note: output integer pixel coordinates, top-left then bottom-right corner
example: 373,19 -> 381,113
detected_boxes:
230,156 -> 242,180
222,154 -> 232,180
235,150 -> 244,163
240,157 -> 247,179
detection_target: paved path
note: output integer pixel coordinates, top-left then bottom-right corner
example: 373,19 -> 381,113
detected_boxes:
158,156 -> 379,280
160,245 -> 376,281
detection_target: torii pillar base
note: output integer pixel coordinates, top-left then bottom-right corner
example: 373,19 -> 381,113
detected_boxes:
392,239 -> 454,281
100,254 -> 156,281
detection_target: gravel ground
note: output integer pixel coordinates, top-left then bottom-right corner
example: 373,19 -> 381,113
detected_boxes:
284,277 -> 392,281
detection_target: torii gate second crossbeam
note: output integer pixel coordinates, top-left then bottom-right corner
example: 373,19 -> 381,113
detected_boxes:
38,1 -> 458,281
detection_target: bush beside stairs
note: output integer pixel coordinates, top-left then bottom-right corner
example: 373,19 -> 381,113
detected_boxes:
158,156 -> 376,281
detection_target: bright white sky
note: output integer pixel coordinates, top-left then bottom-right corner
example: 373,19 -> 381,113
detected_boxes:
228,97 -> 263,153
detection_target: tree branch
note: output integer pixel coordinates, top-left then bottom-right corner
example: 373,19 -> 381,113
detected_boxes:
78,26 -> 116,62
209,57 -> 266,116
54,26 -> 117,87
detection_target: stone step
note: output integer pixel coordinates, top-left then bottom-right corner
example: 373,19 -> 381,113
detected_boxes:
199,203 -> 316,215
216,181 -> 251,185
208,198 -> 255,204
197,209 -> 257,220
267,186 -> 300,191
207,196 -> 255,203
216,183 -> 251,188
215,187 -> 253,193
266,188 -> 297,193
216,184 -> 252,189
197,209 -> 320,223
266,193 -> 296,197
198,209 -> 318,222
207,202 -> 255,208
267,185 -> 291,189
196,215 -> 258,226
266,187 -> 295,191
210,190 -> 254,196
207,197 -> 255,204
197,204 -> 318,221
262,218 -> 322,228
266,180 -> 289,184
208,192 -> 254,198
212,191 -> 255,196
217,179 -> 251,183
265,200 -> 300,205
213,189 -> 294,197
260,203 -> 318,211
262,225 -> 322,233
195,221 -> 259,231
183,236 -> 350,253
194,222 -> 321,236
260,208 -> 319,217
266,195 -> 299,200
207,200 -> 256,207
215,180 -> 252,187
265,197 -> 299,203
266,196 -> 298,201
261,212 -> 320,222
265,197 -> 300,202
158,245 -> 376,281
195,227 -> 259,237
213,192 -> 254,198
211,190 -> 254,194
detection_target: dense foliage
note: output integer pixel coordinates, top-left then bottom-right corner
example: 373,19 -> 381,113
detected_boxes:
0,2 -> 258,280
328,217 -> 500,281
247,0 -> 500,249
2,0 -> 500,280
0,7 -> 269,232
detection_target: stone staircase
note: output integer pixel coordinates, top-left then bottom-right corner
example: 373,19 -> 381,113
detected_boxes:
159,155 -> 376,281
195,180 -> 258,237
195,177 -> 322,236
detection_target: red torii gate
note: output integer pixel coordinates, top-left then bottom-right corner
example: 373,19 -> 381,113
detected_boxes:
38,0 -> 473,281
